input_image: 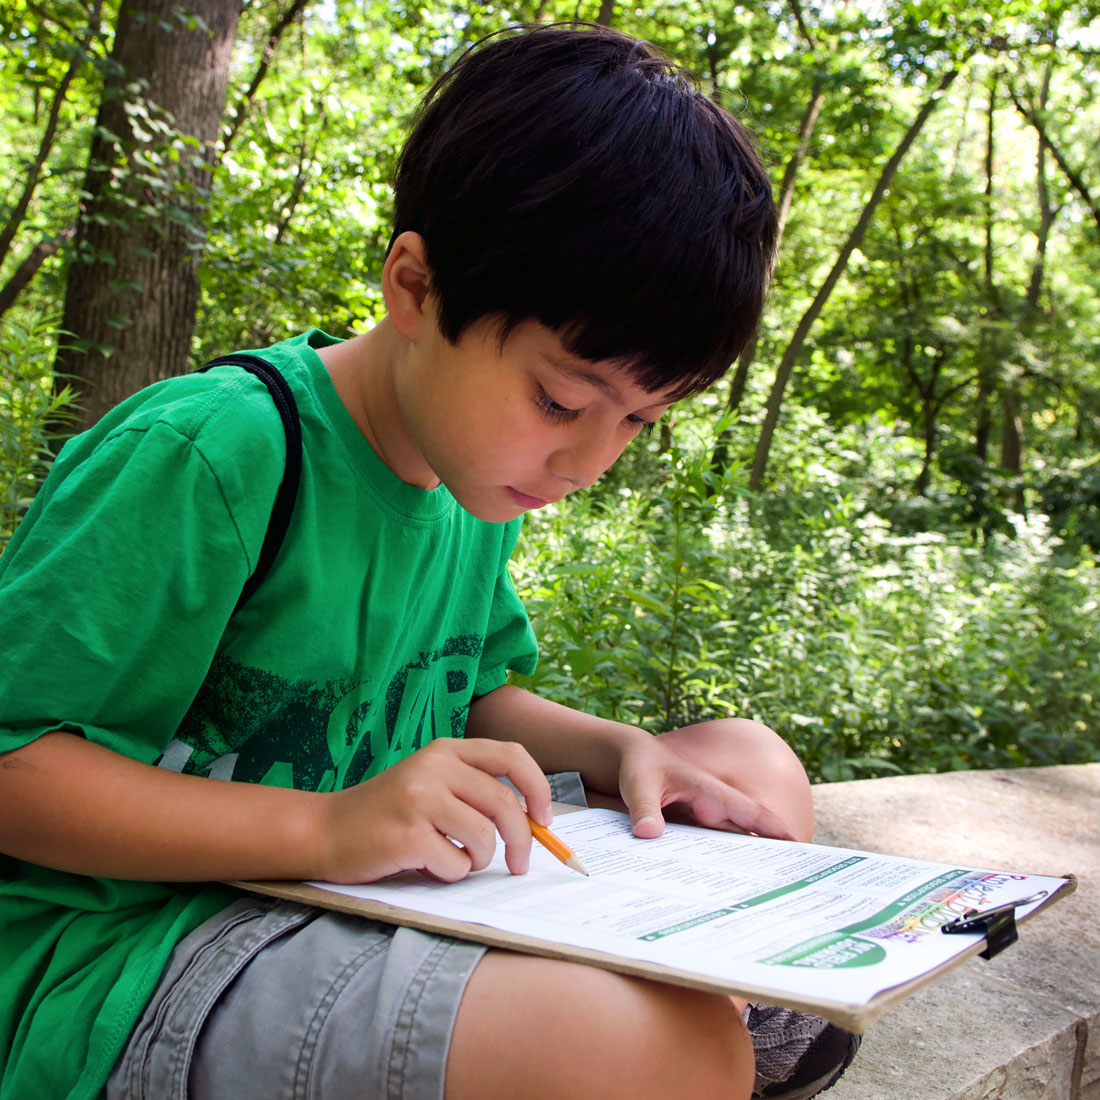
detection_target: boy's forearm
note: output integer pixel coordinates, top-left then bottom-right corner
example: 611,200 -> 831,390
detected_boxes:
0,731 -> 324,881
466,684 -> 644,796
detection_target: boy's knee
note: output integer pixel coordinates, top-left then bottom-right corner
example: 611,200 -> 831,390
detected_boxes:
571,976 -> 752,1100
661,718 -> 814,841
633,983 -> 754,1100
686,716 -> 807,775
448,953 -> 753,1100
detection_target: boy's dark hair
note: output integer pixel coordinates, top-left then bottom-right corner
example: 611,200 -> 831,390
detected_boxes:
392,23 -> 777,398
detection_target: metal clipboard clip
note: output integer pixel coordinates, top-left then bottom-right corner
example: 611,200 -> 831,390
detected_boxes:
941,890 -> 1048,960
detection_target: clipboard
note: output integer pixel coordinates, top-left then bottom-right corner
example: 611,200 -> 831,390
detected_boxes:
231,804 -> 1076,1032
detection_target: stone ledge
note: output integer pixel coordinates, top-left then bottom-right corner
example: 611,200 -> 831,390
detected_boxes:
811,764 -> 1099,1100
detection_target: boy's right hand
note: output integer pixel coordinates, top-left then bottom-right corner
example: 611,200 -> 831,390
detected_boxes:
313,738 -> 552,885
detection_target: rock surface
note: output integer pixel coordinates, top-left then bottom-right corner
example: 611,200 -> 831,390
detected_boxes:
812,764 -> 1099,1100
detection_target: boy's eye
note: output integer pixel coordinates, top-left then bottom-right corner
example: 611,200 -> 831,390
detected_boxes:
626,413 -> 656,436
535,387 -> 580,422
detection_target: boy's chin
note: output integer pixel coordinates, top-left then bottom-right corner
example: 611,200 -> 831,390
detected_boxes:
461,502 -> 529,524
450,487 -> 530,524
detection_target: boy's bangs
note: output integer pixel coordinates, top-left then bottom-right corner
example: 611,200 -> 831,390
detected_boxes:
540,197 -> 774,399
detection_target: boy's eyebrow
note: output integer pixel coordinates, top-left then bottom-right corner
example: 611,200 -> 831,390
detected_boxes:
542,352 -> 672,410
541,353 -> 623,399
543,356 -> 677,413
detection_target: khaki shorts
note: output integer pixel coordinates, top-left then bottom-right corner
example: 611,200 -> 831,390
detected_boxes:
107,772 -> 587,1100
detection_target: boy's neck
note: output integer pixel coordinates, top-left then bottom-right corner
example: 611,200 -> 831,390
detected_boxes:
319,319 -> 441,491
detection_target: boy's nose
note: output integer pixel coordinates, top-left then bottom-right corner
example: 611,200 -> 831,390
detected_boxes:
549,432 -> 626,489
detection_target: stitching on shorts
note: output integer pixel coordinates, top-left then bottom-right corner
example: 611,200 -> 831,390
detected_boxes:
115,901 -> 278,1098
385,937 -> 452,1100
292,929 -> 392,1099
174,902 -> 317,1093
170,903 -> 298,1093
114,899 -> 316,1099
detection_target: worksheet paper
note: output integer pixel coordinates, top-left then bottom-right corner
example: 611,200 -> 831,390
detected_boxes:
307,808 -> 1067,1016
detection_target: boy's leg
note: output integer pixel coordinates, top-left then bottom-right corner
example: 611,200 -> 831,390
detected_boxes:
109,895 -> 753,1100
586,717 -> 815,842
447,949 -> 753,1100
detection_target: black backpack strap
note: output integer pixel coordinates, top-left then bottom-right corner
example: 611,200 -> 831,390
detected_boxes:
198,353 -> 303,614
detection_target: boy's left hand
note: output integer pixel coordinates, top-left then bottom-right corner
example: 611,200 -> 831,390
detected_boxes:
613,732 -> 798,842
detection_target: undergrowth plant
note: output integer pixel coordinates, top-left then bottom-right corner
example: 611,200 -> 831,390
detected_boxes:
510,408 -> 1100,782
0,316 -> 77,554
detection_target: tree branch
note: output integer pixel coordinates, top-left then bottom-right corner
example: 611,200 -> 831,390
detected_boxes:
0,227 -> 75,319
786,0 -> 816,52
221,0 -> 313,156
0,0 -> 104,270
750,64 -> 963,491
1008,85 -> 1100,242
775,78 -> 826,240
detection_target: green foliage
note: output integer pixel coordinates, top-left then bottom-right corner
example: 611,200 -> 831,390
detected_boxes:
0,315 -> 76,552
511,409 -> 1099,781
0,0 -> 116,276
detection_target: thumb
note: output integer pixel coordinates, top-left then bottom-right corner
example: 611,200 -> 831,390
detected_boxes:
619,767 -> 666,839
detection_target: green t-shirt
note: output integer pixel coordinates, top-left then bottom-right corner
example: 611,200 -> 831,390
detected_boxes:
0,330 -> 538,1099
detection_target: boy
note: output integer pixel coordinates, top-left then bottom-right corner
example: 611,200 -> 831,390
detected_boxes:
0,24 -> 857,1100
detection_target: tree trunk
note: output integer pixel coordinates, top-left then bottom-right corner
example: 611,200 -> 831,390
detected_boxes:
1000,50 -> 1058,515
974,73 -> 999,463
710,77 -> 826,477
1025,53 -> 1057,316
56,0 -> 240,433
974,381 -> 993,463
749,66 -> 961,491
999,386 -> 1024,512
917,400 -> 937,497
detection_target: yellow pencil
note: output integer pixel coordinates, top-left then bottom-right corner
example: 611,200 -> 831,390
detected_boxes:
527,814 -> 589,876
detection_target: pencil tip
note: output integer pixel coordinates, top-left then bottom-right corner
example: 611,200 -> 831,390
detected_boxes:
567,856 -> 590,876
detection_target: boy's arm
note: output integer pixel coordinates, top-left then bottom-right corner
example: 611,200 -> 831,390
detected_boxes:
0,730 -> 553,883
465,685 -> 796,841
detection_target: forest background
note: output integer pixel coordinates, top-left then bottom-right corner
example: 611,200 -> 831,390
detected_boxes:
1,0 -> 1098,782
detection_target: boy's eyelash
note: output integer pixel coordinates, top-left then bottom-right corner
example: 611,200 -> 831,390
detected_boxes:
535,386 -> 656,434
535,388 -> 580,422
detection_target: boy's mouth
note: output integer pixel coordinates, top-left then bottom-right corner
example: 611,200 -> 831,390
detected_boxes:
506,487 -> 550,509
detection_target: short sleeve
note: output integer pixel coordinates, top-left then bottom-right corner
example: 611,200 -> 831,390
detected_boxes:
0,402 -> 279,763
473,518 -> 538,697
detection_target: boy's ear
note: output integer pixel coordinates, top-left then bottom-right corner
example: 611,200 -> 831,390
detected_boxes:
383,231 -> 433,341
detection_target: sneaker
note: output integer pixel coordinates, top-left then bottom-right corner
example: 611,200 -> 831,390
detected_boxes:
746,1004 -> 862,1100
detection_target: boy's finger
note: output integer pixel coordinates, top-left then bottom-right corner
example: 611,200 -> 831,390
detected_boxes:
706,780 -> 797,841
457,737 -> 554,827
629,806 -> 665,839
494,807 -> 535,876
429,794 -> 503,872
620,763 -> 796,843
447,764 -> 538,875
416,832 -> 475,883
616,763 -> 667,838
